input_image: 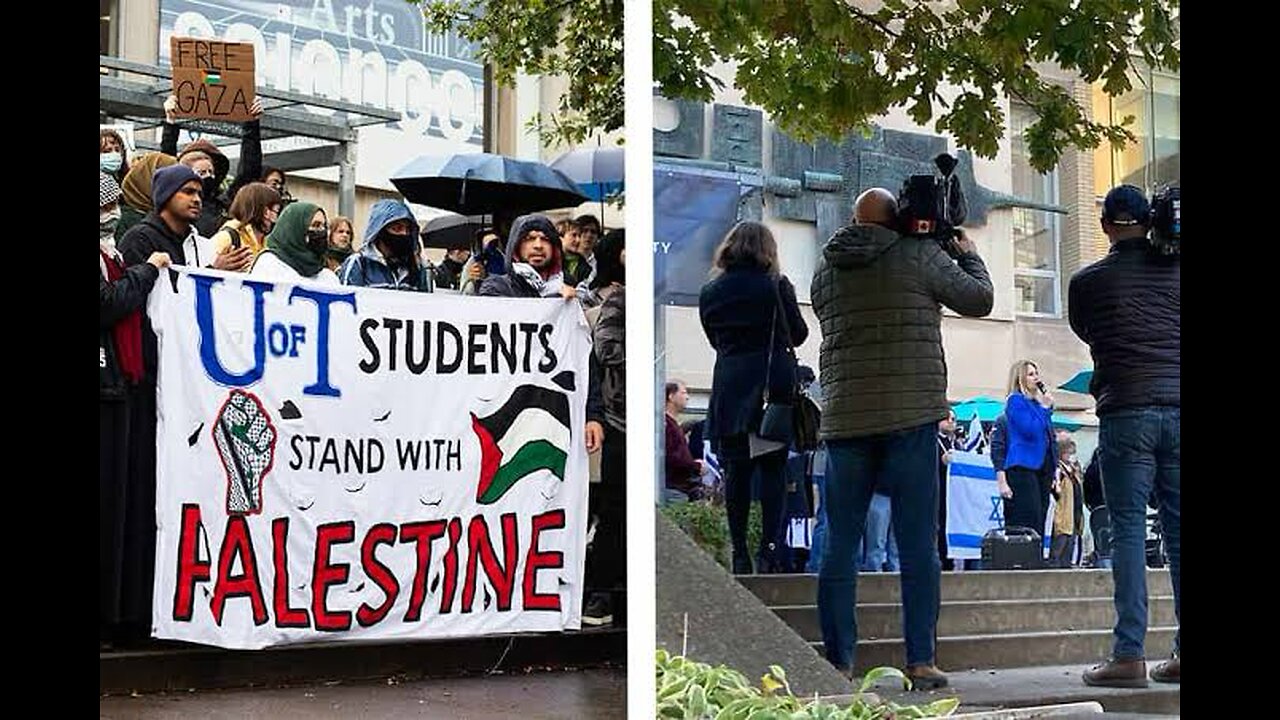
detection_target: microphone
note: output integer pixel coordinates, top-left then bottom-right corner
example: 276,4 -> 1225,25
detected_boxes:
1035,381 -> 1047,394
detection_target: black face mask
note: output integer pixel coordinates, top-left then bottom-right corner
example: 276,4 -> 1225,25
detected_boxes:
378,229 -> 416,265
201,176 -> 220,201
306,228 -> 329,256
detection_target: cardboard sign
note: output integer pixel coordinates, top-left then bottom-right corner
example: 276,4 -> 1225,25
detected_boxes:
170,37 -> 256,123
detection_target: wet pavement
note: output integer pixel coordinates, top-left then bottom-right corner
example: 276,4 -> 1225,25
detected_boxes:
100,667 -> 627,719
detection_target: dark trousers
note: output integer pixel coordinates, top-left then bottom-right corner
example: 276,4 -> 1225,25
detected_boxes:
100,399 -> 130,635
818,423 -> 941,669
1099,407 -> 1180,660
586,423 -> 627,595
121,383 -> 158,639
723,446 -> 788,572
1003,466 -> 1049,537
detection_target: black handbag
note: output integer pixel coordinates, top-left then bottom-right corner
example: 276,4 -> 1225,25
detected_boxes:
758,278 -> 821,452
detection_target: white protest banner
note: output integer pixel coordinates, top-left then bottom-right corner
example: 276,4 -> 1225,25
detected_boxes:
149,266 -> 590,649
945,449 -> 1002,561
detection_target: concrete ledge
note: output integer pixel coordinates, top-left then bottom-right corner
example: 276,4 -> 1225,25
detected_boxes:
100,628 -> 625,695
826,664 -> 1179,716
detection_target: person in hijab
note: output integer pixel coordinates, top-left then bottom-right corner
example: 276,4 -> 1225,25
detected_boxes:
116,152 -> 177,242
250,201 -> 340,285
99,172 -> 169,648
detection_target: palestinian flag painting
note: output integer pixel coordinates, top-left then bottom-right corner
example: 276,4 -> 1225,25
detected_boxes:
471,385 -> 572,504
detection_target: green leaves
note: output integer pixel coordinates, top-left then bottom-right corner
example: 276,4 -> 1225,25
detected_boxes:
414,0 -> 624,148
656,0 -> 1179,172
657,651 -> 962,719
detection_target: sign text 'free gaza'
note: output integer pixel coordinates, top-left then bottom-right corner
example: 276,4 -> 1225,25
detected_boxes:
149,267 -> 592,649
169,37 -> 257,123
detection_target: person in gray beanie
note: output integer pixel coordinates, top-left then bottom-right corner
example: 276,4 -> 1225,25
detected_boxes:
121,164 -> 249,272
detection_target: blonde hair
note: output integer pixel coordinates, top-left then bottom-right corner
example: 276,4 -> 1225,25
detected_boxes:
1007,360 -> 1039,397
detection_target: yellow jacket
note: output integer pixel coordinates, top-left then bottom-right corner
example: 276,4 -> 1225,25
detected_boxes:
1053,462 -> 1081,536
211,220 -> 266,258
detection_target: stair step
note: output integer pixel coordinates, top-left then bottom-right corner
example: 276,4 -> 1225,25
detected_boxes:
100,627 -> 625,695
774,596 -> 1176,641
826,663 -> 1179,717
743,570 -> 1172,606
807,626 -> 1178,673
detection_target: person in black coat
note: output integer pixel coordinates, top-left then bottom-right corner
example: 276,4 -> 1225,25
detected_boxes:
1072,185 -> 1180,687
100,172 -> 170,646
699,221 -> 809,574
115,165 -> 206,643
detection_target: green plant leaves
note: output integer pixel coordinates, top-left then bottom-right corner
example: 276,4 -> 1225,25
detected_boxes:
658,651 -> 960,719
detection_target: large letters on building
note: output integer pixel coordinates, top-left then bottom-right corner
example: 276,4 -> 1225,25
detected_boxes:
150,267 -> 590,649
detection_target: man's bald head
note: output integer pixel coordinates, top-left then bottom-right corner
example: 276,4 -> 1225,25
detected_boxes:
854,188 -> 898,227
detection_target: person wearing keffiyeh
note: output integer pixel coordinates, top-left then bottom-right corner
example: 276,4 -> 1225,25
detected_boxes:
99,172 -> 170,649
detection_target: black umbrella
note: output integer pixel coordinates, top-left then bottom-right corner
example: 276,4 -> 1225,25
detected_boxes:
391,153 -> 588,216
421,213 -> 487,250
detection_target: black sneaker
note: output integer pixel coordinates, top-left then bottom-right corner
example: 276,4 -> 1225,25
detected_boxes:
582,593 -> 613,627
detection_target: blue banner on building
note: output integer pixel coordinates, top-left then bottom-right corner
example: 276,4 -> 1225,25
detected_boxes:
654,168 -> 747,306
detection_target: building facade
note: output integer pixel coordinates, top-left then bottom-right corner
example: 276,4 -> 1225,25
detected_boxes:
656,58 -> 1179,450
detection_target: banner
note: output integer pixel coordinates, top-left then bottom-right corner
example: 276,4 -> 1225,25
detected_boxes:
654,167 -> 747,306
945,449 -> 1000,561
149,267 -> 591,649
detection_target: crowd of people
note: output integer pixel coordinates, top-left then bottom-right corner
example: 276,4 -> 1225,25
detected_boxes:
99,109 -> 629,647
672,183 -> 1178,690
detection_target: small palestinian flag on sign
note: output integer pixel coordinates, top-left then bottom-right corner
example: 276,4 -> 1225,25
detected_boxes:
471,385 -> 571,505
204,70 -> 222,85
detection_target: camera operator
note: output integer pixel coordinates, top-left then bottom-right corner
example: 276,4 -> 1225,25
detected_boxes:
810,186 -> 993,688
1072,185 -> 1180,688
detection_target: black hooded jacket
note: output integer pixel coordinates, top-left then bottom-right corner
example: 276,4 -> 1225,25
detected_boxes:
478,214 -> 603,425
479,215 -> 563,298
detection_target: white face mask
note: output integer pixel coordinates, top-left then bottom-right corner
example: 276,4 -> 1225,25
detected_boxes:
100,207 -> 122,239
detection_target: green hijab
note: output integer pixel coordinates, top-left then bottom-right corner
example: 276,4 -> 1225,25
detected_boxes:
265,201 -> 325,278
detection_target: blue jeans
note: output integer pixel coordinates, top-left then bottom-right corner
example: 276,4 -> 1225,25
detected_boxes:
1099,407 -> 1180,660
806,447 -> 828,573
818,423 -> 941,669
862,493 -> 900,572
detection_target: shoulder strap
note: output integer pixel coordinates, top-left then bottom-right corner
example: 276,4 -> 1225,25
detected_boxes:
771,275 -> 797,352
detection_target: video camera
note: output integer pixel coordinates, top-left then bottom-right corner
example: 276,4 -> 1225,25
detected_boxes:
1149,185 -> 1179,257
897,153 -> 968,258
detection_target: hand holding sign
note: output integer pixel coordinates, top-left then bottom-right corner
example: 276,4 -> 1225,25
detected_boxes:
170,37 -> 256,123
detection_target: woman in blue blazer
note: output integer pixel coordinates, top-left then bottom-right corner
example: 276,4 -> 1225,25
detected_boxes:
995,360 -> 1057,536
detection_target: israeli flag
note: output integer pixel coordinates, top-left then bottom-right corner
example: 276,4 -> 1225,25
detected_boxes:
962,415 -> 986,453
946,449 -> 1001,560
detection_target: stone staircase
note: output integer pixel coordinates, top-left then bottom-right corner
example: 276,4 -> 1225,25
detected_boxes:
740,569 -> 1179,714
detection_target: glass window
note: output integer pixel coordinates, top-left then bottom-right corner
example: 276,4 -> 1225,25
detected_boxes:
1092,67 -> 1180,194
1010,104 -> 1061,316
1014,275 -> 1058,316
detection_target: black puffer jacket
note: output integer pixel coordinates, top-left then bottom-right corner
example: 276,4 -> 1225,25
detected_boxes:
811,224 -> 993,439
1067,238 -> 1179,416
